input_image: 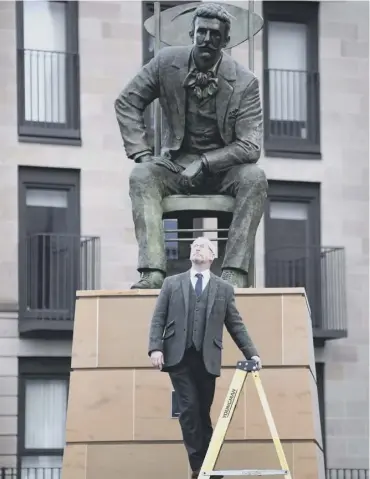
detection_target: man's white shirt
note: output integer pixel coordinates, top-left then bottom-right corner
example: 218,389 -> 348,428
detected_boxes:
190,268 -> 210,292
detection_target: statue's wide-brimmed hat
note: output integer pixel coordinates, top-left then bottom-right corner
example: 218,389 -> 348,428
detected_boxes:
144,2 -> 264,49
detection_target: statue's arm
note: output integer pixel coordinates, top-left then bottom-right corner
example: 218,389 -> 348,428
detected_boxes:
202,77 -> 263,173
148,277 -> 171,355
114,53 -> 161,161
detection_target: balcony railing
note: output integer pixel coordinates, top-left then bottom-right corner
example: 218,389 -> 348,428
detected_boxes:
19,233 -> 100,334
1,468 -> 368,479
265,246 -> 347,340
327,470 -> 370,479
17,48 -> 80,140
0,468 -> 61,479
263,68 -> 320,156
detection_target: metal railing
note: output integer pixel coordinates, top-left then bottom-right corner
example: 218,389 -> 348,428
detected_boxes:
1,468 -> 368,479
17,48 -> 80,138
0,468 -> 61,479
20,233 -> 100,321
265,246 -> 347,335
264,68 -> 320,151
327,470 -> 369,479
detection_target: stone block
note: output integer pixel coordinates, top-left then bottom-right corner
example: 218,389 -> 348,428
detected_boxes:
341,40 -> 369,59
0,396 -> 17,416
0,416 -> 16,435
0,319 -> 17,337
0,357 -> 17,375
0,377 -> 17,396
0,436 -> 16,455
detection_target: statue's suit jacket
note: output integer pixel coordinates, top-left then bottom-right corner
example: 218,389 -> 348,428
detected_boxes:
148,271 -> 258,377
115,46 -> 263,173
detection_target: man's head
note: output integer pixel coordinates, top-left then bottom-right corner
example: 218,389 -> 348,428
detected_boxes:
189,236 -> 216,268
189,3 -> 232,69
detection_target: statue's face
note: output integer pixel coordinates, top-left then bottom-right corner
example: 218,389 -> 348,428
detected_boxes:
192,16 -> 229,65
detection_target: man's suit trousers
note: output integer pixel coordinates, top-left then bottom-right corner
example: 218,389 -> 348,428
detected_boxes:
168,346 -> 216,472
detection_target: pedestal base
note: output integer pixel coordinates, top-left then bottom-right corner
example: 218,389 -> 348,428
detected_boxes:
62,288 -> 325,479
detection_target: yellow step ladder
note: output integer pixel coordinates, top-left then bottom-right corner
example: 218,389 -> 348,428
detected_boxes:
199,360 -> 293,478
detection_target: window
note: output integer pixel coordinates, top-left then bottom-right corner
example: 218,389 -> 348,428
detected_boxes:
16,0 -> 80,144
18,358 -> 71,479
265,182 -> 347,340
262,1 -> 320,158
264,181 -> 322,330
18,167 -> 82,332
164,219 -> 179,260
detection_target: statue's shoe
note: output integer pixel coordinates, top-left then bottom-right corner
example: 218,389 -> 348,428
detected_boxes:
221,268 -> 248,288
130,270 -> 165,289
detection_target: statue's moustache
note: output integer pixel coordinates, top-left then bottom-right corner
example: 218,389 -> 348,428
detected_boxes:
197,44 -> 218,51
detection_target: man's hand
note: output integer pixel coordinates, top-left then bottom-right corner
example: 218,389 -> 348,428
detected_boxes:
150,350 -> 164,370
251,355 -> 262,370
181,158 -> 206,188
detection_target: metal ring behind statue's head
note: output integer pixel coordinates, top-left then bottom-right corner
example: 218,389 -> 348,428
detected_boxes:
144,2 -> 264,49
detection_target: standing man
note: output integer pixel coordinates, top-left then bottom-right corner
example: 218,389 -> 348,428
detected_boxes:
148,236 -> 261,478
115,2 -> 268,289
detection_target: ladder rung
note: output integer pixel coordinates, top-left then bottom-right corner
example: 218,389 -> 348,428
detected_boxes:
200,469 -> 289,476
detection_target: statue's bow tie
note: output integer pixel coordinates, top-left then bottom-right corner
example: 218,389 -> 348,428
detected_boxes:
183,69 -> 219,100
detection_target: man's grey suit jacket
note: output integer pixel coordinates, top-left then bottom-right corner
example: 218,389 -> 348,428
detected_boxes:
115,45 -> 263,173
148,271 -> 258,377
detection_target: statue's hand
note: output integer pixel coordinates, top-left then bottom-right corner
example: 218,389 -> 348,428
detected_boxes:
135,154 -> 181,173
181,158 -> 205,188
152,156 -> 181,174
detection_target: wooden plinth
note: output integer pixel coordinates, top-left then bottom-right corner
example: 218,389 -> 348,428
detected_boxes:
61,288 -> 325,479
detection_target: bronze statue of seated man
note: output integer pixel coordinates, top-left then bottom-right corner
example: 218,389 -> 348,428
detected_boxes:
115,2 -> 268,289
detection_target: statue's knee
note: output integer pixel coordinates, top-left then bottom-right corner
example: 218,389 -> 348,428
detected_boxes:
129,163 -> 155,189
240,164 -> 268,191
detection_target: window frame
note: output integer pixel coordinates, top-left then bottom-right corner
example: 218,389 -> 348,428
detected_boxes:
262,1 -> 320,159
17,357 -> 71,472
16,0 -> 81,145
18,166 -> 81,333
264,181 -> 321,249
264,181 -> 323,333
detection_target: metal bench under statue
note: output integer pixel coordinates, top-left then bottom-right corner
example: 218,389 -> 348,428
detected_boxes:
162,194 -> 255,287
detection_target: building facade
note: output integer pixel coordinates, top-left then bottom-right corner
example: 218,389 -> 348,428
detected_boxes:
0,0 -> 368,475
